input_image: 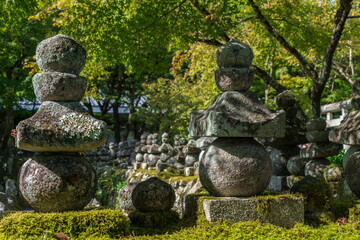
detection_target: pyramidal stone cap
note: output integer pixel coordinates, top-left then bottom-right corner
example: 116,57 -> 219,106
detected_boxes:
36,34 -> 86,75
216,38 -> 254,68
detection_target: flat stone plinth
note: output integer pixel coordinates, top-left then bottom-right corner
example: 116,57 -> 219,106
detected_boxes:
201,195 -> 304,228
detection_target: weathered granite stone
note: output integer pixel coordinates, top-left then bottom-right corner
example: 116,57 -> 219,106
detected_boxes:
345,152 -> 360,198
268,146 -> 299,176
202,196 -> 304,228
16,101 -> 107,152
33,72 -> 87,102
214,68 -> 253,92
268,176 -> 288,192
132,177 -> 175,212
324,165 -> 344,183
343,146 -> 360,169
337,178 -> 358,200
0,192 -> 11,213
306,131 -> 328,143
199,138 -> 272,197
5,179 -> 17,199
184,167 -> 195,177
286,175 -> 304,189
275,91 -> 296,110
36,34 -> 86,75
300,142 -> 341,158
189,91 -> 285,138
287,155 -> 309,176
304,158 -> 330,179
183,139 -> 201,155
18,154 -> 97,212
140,162 -> 148,170
195,137 -> 217,150
329,110 -> 360,145
118,181 -> 138,217
216,38 -> 253,68
306,118 -> 327,132
185,154 -> 198,167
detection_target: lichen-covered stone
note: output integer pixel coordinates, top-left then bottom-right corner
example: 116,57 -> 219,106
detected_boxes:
324,165 -> 344,182
268,146 -> 299,176
287,155 -> 309,176
118,181 -> 138,216
132,177 -> 175,212
189,91 -> 285,138
201,195 -> 304,228
36,34 -> 86,75
199,138 -> 272,197
16,101 -> 107,152
195,137 -> 217,150
300,142 -> 341,158
345,152 -> 360,198
216,38 -> 253,68
343,146 -> 360,169
306,118 -> 327,132
306,131 -> 328,143
18,154 -> 97,212
329,110 -> 360,145
33,72 -> 87,102
214,68 -> 253,92
304,158 -> 330,179
276,91 -> 296,110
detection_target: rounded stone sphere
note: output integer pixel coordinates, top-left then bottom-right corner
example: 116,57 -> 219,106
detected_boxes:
36,34 -> 86,75
216,38 -> 253,68
199,138 -> 272,197
33,72 -> 87,102
345,152 -> 360,198
276,91 -> 296,109
287,155 -> 308,176
19,154 -> 96,212
132,177 -> 175,212
215,68 -> 254,92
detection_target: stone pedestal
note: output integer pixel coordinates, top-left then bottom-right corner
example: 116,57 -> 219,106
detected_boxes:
200,195 -> 304,228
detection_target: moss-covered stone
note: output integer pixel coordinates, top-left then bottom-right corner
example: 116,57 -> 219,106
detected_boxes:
0,209 -> 130,239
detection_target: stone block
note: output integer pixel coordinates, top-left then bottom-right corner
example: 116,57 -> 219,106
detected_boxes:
329,110 -> 360,145
189,91 -> 285,138
304,158 -> 330,179
300,142 -> 341,158
215,68 -> 253,92
184,167 -> 195,177
201,195 -> 304,228
286,175 -> 304,188
140,162 -> 148,170
268,176 -> 288,192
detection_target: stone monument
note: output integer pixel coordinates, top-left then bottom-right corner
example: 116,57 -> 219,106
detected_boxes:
15,35 -> 107,212
187,38 -> 303,227
329,86 -> 360,198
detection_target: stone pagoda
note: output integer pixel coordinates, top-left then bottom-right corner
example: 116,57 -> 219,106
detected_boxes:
187,38 -> 304,228
189,38 -> 285,197
329,83 -> 360,198
15,35 -> 107,212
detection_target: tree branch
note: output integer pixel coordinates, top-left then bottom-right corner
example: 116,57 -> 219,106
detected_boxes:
190,0 -> 230,42
247,0 -> 318,80
332,61 -> 354,85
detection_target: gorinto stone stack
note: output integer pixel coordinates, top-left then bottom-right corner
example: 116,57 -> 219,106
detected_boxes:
16,35 -> 107,212
329,85 -> 360,198
188,38 -> 286,197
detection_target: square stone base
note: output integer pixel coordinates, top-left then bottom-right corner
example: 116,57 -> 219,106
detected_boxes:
201,195 -> 304,228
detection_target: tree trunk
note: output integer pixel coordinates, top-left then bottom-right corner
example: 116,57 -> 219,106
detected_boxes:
113,101 -> 121,143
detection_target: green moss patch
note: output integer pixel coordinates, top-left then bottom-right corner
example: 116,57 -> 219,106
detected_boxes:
0,209 -> 130,240
129,210 -> 179,228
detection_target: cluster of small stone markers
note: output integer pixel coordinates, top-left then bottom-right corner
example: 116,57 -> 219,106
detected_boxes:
15,35 -> 107,212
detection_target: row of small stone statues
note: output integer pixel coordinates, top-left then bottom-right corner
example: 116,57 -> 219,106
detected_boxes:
88,133 -> 202,174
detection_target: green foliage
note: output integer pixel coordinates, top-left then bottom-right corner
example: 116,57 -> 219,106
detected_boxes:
301,180 -> 333,212
0,209 -> 130,240
96,168 -> 127,207
327,149 -> 345,166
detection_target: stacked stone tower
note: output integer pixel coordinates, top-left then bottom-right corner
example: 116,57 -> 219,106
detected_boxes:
329,84 -> 360,197
16,35 -> 107,212
188,38 -> 286,197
